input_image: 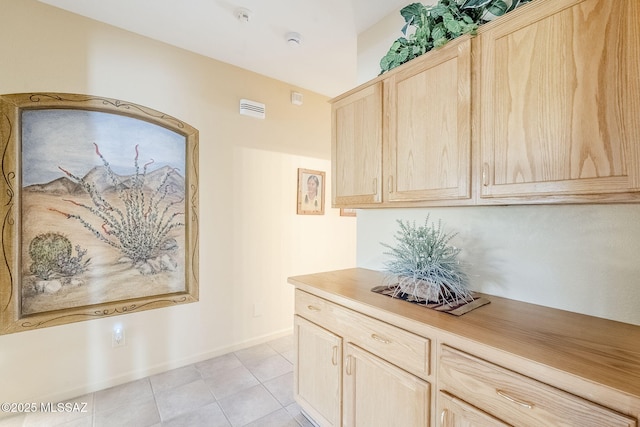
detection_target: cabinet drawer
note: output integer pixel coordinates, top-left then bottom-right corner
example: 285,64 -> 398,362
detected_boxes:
296,290 -> 339,328
439,345 -> 636,427
295,290 -> 430,378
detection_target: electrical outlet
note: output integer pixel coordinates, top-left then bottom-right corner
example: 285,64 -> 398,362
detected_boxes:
112,326 -> 125,347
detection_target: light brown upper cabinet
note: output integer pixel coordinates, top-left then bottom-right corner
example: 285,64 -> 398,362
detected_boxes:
331,36 -> 473,207
331,82 -> 383,206
385,36 -> 472,203
477,0 -> 640,202
332,0 -> 640,207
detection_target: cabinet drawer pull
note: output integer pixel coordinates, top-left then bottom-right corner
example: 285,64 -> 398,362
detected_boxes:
346,355 -> 353,375
388,176 -> 393,193
440,409 -> 447,425
371,334 -> 391,344
306,305 -> 321,312
373,178 -> 378,195
496,389 -> 534,409
331,345 -> 338,366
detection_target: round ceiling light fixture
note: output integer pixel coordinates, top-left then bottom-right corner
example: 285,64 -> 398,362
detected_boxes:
285,31 -> 302,47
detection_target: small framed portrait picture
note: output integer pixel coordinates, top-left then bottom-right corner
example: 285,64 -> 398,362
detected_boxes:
297,168 -> 325,215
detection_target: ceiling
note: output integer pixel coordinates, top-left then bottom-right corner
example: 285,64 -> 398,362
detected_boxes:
38,0 -> 409,97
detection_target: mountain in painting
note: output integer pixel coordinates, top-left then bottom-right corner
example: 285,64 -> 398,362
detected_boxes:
24,165 -> 185,196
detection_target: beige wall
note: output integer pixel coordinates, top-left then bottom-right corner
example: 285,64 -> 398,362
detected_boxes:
0,0 -> 356,404
355,7 -> 640,326
356,8 -> 402,84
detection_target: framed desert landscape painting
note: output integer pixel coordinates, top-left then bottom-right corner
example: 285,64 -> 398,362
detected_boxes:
0,93 -> 199,335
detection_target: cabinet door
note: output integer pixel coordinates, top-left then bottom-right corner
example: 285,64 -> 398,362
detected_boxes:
332,82 -> 383,206
294,315 -> 342,427
343,343 -> 430,427
386,36 -> 472,202
438,391 -> 511,427
479,0 -> 640,200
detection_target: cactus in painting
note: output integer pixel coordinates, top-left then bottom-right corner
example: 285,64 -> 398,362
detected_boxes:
28,232 -> 89,280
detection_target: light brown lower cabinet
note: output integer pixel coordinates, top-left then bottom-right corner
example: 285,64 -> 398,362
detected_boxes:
294,315 -> 342,427
290,269 -> 640,427
295,298 -> 431,427
294,291 -> 431,427
343,343 -> 430,427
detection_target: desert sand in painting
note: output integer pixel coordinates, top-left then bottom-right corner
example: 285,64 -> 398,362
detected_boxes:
21,191 -> 185,315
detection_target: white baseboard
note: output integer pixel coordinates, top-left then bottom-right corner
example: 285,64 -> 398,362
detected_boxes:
27,327 -> 293,406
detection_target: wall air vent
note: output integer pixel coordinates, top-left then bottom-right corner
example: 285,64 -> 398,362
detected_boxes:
239,99 -> 266,119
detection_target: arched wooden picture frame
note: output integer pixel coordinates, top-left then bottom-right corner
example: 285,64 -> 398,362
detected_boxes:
0,93 -> 199,334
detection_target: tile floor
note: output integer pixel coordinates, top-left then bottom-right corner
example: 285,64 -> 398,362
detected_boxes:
0,335 -> 315,427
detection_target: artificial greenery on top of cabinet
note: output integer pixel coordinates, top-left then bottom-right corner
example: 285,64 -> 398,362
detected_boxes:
379,0 -> 533,74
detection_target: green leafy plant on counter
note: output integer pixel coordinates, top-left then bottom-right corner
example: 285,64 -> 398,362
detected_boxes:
379,0 -> 533,74
381,216 -> 472,305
